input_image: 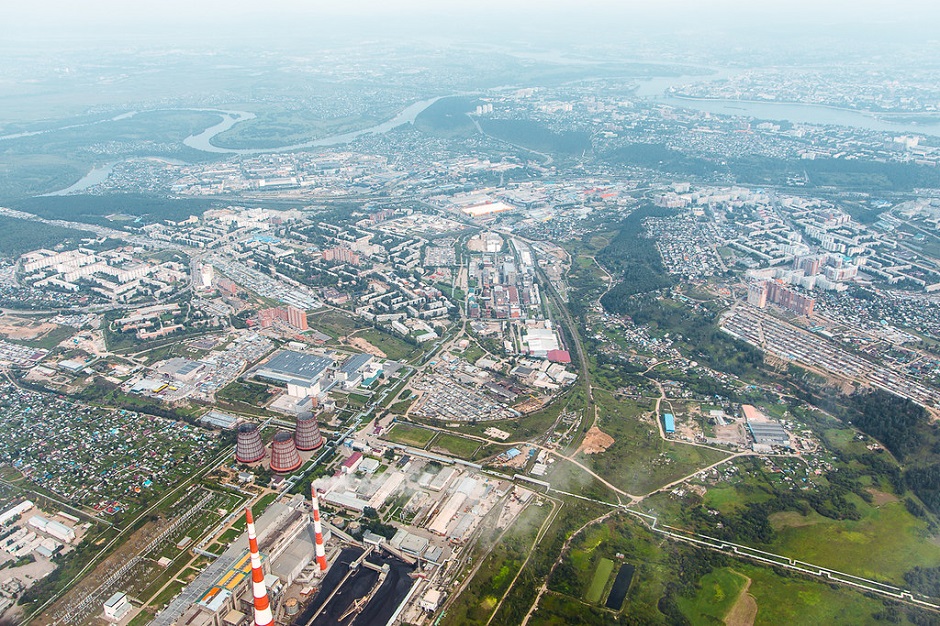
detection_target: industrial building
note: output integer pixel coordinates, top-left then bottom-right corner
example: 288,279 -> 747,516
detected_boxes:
236,424 -> 266,464
103,592 -> 132,622
293,412 -> 324,451
28,515 -> 75,543
158,497 -> 325,626
742,405 -> 790,447
269,431 -> 302,474
663,413 -> 676,434
0,500 -> 33,526
252,350 -> 332,397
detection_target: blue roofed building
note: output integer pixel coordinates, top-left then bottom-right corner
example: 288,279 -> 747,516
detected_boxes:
663,413 -> 675,434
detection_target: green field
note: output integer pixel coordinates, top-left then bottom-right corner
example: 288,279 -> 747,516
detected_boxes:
429,433 -> 481,459
769,498 -> 940,583
587,390 -> 730,494
216,381 -> 271,409
384,423 -> 436,448
740,563 -> 916,625
308,309 -> 362,339
585,557 -> 615,603
677,567 -> 748,623
358,328 -> 421,362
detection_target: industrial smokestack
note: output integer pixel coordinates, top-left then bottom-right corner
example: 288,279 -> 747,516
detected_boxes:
245,506 -> 274,626
269,430 -> 302,473
236,423 -> 265,464
311,485 -> 328,571
294,411 -> 324,451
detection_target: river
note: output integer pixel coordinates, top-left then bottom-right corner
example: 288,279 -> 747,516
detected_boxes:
634,71 -> 940,136
35,98 -> 443,195
181,96 -> 442,154
41,157 -> 190,197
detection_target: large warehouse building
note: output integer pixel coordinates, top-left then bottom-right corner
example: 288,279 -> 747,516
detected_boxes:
252,350 -> 333,397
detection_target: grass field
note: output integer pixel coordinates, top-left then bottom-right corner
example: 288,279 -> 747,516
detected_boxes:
308,309 -> 362,339
429,433 -> 481,459
740,563 -> 910,625
585,557 -> 615,603
384,423 -> 435,448
676,567 -> 748,624
587,390 -> 730,494
768,498 -> 940,583
357,328 -> 421,362
216,380 -> 271,408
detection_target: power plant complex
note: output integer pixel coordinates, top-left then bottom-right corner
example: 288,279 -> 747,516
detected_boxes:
162,489 -> 335,626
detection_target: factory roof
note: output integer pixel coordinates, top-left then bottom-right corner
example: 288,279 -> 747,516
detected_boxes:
255,350 -> 332,384
340,353 -> 373,376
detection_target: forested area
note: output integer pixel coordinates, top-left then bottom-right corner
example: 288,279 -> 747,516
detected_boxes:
0,216 -> 92,256
597,204 -> 676,306
9,193 -> 222,227
801,388 -> 940,517
479,118 -> 592,155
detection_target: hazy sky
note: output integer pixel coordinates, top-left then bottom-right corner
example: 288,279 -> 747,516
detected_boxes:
3,0 -> 938,48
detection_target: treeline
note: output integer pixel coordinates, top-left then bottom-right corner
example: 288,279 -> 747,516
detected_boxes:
598,204 -> 676,307
610,295 -> 763,378
904,566 -> 940,597
847,390 -> 929,461
840,390 -> 940,516
9,193 -> 222,228
603,143 -> 722,178
479,119 -> 591,155
797,387 -> 940,518
0,216 -> 92,257
414,96 -> 479,139
600,145 -> 940,192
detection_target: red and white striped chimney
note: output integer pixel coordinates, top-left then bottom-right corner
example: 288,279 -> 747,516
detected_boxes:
245,506 -> 274,626
311,485 -> 328,571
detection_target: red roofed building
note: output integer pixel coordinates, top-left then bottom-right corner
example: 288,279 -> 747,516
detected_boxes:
341,451 -> 363,474
546,350 -> 571,364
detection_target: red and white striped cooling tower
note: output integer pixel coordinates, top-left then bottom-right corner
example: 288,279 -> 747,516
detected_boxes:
294,411 -> 324,451
269,430 -> 301,473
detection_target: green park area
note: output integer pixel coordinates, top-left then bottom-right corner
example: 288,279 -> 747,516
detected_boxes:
216,380 -> 271,409
308,308 -> 363,339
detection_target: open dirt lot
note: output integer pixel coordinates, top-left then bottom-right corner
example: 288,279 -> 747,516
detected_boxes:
0,315 -> 59,340
579,426 -> 614,454
724,575 -> 757,626
348,336 -> 387,358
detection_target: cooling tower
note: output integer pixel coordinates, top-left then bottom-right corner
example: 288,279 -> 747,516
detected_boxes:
235,423 -> 265,464
269,430 -> 302,473
294,411 -> 324,451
